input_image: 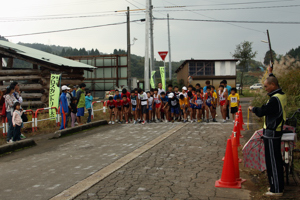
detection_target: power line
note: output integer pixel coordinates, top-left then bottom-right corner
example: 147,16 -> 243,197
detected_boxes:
154,4 -> 300,12
3,20 -> 141,38
155,18 -> 300,24
155,0 -> 297,8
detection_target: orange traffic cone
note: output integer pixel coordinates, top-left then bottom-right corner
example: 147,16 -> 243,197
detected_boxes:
232,132 -> 246,183
235,114 -> 243,139
223,127 -> 242,162
238,106 -> 245,131
215,138 -> 241,189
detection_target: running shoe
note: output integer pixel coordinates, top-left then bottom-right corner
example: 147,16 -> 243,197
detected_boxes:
142,121 -> 146,125
213,118 -> 217,122
190,120 -> 193,123
108,121 -> 112,124
112,121 -> 115,124
197,120 -> 201,123
183,120 -> 186,123
20,134 -> 26,139
126,121 -> 128,124
206,119 -> 209,123
172,120 -> 174,123
165,120 -> 168,123
223,119 -> 226,123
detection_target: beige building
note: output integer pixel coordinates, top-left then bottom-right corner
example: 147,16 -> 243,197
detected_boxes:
176,59 -> 238,89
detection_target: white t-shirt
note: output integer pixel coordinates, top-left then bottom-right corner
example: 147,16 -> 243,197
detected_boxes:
158,88 -> 165,95
138,92 -> 148,106
180,92 -> 188,98
148,97 -> 153,106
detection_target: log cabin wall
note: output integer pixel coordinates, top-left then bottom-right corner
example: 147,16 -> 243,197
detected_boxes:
0,67 -> 85,108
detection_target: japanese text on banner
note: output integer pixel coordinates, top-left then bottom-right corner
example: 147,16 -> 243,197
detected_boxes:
49,74 -> 61,119
150,71 -> 156,89
160,67 -> 165,91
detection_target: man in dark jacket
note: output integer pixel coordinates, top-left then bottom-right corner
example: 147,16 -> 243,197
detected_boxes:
249,67 -> 286,196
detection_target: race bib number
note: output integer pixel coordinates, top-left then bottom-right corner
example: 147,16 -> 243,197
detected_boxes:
196,99 -> 202,104
131,100 -> 137,105
231,97 -> 237,103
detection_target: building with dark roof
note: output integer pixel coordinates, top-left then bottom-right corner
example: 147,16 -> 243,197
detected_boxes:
176,59 -> 239,88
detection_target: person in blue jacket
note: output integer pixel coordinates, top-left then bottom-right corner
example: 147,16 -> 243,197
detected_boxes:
85,90 -> 93,123
60,85 -> 69,130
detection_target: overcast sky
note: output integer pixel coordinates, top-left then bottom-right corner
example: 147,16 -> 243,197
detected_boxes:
1,0 -> 300,63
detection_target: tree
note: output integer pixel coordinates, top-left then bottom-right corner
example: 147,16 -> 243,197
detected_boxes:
232,41 -> 257,95
264,50 -> 276,66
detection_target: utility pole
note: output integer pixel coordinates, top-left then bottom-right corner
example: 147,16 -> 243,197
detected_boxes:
167,14 -> 172,80
149,0 -> 155,85
266,30 -> 274,67
144,0 -> 150,91
127,7 -> 131,90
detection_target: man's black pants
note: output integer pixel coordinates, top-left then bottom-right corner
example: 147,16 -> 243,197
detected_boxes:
263,134 -> 284,193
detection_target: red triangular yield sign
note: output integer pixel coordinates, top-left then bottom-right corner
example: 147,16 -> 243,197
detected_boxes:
158,51 -> 168,61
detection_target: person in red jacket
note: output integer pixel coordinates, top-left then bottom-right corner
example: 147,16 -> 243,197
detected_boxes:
106,96 -> 116,124
121,95 -> 131,124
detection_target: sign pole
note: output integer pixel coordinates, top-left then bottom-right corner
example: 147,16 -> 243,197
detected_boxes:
163,61 -> 166,91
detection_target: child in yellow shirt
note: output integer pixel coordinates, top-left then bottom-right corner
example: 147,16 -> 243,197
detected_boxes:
179,94 -> 189,123
227,88 -> 240,122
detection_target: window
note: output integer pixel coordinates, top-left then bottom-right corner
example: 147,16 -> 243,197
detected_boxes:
189,62 -> 215,76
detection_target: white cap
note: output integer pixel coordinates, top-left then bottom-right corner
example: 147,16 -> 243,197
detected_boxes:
182,86 -> 187,91
168,93 -> 174,98
61,85 -> 70,90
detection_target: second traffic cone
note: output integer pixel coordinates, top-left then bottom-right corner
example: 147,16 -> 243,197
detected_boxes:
235,113 -> 243,139
223,127 -> 242,163
238,106 -> 245,131
215,138 -> 241,189
232,132 -> 246,183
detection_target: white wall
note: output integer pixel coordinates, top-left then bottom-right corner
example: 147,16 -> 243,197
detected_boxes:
215,61 -> 236,76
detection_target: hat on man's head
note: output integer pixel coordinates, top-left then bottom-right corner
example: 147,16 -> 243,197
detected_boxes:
61,85 -> 70,91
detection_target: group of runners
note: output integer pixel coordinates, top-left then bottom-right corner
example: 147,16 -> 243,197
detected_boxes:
106,80 -> 240,125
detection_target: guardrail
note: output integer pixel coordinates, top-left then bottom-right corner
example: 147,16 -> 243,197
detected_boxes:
91,101 -> 106,119
34,107 -> 59,131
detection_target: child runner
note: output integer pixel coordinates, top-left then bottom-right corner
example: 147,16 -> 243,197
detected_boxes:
113,89 -> 121,100
181,86 -> 188,97
106,96 -> 116,124
188,85 -> 193,93
153,88 -> 162,122
150,89 -> 155,122
138,88 -> 149,125
160,92 -> 169,122
193,89 -> 203,123
204,86 -> 215,123
70,97 -> 77,127
12,102 -> 23,142
115,96 -> 122,123
195,83 -> 201,90
85,90 -> 93,123
187,91 -> 196,123
134,88 -> 140,121
121,95 -> 131,124
179,94 -> 189,123
146,91 -> 154,122
219,85 -> 228,123
211,85 -> 218,122
130,90 -> 138,124
168,92 -> 179,123
200,87 -> 206,121
228,87 -> 240,122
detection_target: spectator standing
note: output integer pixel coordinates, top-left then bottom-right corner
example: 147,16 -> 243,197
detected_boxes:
249,68 -> 285,196
222,80 -> 232,120
70,97 -> 77,127
5,86 -> 17,143
59,85 -> 69,130
72,85 -> 78,97
12,102 -> 23,142
66,87 -> 73,127
76,83 -> 86,125
85,90 -> 93,123
10,82 -> 23,104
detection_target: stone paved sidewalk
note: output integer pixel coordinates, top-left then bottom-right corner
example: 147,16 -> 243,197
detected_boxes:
76,121 -> 251,200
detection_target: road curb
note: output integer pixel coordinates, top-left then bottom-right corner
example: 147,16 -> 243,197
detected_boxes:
0,139 -> 36,155
52,120 -> 108,139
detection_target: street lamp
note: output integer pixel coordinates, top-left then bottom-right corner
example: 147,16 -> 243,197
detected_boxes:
261,30 -> 273,67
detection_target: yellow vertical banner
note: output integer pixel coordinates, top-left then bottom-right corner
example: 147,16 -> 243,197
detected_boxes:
160,67 -> 165,91
150,71 -> 156,89
49,74 -> 61,119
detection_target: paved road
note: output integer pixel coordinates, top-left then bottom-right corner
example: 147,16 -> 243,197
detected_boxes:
0,103 -> 251,200
0,123 -> 179,200
76,121 -> 250,200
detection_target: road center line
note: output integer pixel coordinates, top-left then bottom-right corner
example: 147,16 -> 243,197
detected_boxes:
50,123 -> 187,200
